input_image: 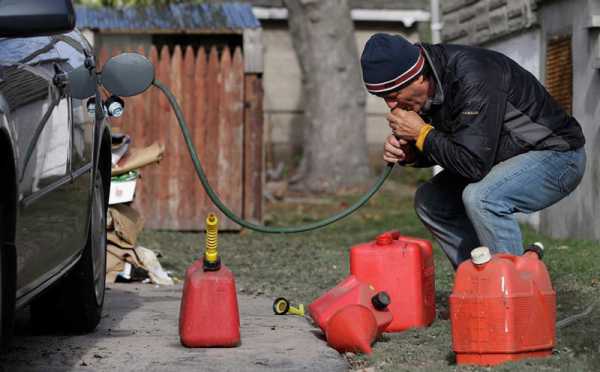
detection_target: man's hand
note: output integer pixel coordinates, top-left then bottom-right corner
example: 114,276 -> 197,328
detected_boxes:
387,108 -> 426,141
383,134 -> 409,164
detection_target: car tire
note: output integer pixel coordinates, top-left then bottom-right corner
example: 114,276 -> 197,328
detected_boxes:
0,204 -> 7,346
65,170 -> 107,332
31,171 -> 107,333
0,204 -> 3,343
0,202 -> 15,349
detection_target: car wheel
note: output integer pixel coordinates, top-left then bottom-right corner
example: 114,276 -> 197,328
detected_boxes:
0,203 -> 15,348
65,170 -> 107,332
31,170 -> 107,333
0,203 -> 5,345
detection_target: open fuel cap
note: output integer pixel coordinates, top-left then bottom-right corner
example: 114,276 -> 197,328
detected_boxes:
371,291 -> 391,310
471,246 -> 492,265
525,242 -> 544,259
375,233 -> 393,245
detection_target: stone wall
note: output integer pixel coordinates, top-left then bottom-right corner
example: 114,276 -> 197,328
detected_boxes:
214,0 -> 428,10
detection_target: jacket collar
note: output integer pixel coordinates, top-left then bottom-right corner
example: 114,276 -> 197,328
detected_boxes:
418,43 -> 445,107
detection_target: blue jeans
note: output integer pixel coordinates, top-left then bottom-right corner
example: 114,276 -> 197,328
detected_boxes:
414,147 -> 586,268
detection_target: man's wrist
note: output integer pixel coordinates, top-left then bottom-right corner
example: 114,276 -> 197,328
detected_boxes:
416,124 -> 434,151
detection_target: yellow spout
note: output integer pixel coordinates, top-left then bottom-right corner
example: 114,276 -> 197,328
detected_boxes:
205,213 -> 219,264
272,297 -> 305,317
288,304 -> 305,317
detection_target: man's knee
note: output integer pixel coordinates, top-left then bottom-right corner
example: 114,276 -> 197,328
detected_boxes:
462,182 -> 510,217
462,183 -> 484,215
414,182 -> 433,219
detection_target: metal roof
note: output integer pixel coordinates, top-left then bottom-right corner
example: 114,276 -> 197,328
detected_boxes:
75,3 -> 261,33
206,0 -> 428,11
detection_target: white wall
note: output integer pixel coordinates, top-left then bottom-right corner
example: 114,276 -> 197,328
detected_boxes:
484,29 -> 541,79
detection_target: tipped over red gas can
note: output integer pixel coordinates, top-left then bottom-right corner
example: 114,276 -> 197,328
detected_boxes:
350,231 -> 435,332
450,245 -> 556,366
325,304 -> 378,354
308,275 -> 392,335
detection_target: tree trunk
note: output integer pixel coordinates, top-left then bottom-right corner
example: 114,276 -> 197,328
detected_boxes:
285,0 -> 372,192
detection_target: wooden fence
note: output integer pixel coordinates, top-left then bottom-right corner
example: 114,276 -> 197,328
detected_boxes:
103,45 -> 263,231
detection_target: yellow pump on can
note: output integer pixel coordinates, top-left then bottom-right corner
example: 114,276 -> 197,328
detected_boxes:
204,213 -> 220,270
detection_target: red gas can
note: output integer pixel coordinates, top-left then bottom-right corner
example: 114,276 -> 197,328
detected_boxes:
350,231 -> 435,332
308,275 -> 393,335
325,304 -> 379,354
179,259 -> 241,347
450,245 -> 556,366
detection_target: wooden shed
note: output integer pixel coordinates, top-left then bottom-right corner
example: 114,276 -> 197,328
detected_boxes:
76,3 -> 264,230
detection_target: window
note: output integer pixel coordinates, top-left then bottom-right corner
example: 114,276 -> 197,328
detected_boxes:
545,35 -> 572,114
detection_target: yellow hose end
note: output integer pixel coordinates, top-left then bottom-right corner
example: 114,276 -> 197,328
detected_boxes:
205,213 -> 219,264
287,304 -> 305,317
273,298 -> 290,315
206,213 -> 218,228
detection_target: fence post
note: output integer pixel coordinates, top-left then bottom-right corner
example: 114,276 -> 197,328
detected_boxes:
243,29 -> 265,223
180,46 -> 196,228
155,45 -> 171,229
217,47 -> 244,228
243,73 -> 264,223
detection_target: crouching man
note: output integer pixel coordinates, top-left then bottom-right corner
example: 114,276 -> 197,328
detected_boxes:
360,33 -> 586,268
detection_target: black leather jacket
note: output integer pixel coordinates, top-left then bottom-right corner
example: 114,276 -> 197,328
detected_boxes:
415,43 -> 585,181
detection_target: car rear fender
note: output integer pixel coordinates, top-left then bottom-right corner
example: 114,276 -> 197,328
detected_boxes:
98,121 -> 111,208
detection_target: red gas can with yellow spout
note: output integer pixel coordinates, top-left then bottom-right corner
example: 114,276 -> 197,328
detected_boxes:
179,259 -> 240,347
179,214 -> 240,348
450,245 -> 556,366
308,275 -> 393,335
350,231 -> 435,332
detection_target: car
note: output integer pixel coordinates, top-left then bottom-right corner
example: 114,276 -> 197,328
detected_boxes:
0,0 -> 112,346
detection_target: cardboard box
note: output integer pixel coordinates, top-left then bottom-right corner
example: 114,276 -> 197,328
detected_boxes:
109,178 -> 137,205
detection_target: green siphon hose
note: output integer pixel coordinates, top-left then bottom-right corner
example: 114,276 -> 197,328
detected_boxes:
153,79 -> 394,234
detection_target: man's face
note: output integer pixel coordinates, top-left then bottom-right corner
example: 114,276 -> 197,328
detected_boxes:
382,75 -> 430,112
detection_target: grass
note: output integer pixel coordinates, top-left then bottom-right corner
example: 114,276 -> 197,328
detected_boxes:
138,166 -> 600,371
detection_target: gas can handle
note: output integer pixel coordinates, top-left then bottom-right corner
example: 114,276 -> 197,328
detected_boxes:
376,230 -> 401,245
385,230 -> 401,240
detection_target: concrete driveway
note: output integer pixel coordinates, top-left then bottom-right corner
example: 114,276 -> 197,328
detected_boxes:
1,284 -> 347,371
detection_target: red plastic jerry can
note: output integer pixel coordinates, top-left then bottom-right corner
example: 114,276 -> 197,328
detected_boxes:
325,304 -> 379,354
179,259 -> 241,347
350,231 -> 435,332
450,245 -> 556,366
308,275 -> 393,335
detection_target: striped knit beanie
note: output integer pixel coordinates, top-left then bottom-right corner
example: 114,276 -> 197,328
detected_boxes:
360,33 -> 425,95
